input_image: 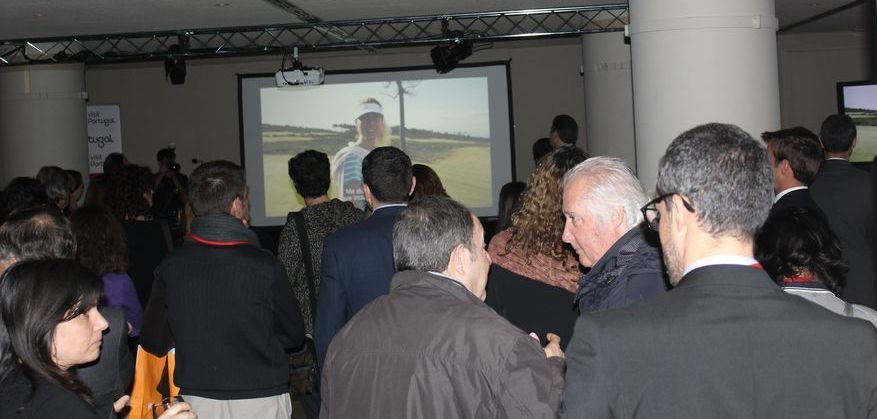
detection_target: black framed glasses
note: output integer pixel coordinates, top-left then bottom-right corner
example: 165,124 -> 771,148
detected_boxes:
640,192 -> 695,231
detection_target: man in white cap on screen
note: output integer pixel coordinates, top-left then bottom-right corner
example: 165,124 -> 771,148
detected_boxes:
331,97 -> 386,210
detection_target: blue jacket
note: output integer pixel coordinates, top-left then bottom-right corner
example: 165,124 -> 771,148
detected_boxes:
314,205 -> 406,370
576,226 -> 668,314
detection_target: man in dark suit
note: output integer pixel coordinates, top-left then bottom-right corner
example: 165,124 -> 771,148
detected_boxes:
562,123 -> 877,419
810,114 -> 877,308
761,126 -> 823,216
314,146 -> 414,370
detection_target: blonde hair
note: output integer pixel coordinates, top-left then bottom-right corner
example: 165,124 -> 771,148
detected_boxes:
504,147 -> 587,268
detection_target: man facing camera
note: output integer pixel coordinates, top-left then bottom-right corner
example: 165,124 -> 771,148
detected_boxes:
321,196 -> 564,419
761,126 -> 823,215
562,123 -> 877,419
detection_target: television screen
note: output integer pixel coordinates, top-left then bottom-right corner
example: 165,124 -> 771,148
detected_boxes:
837,80 -> 877,163
238,63 -> 514,226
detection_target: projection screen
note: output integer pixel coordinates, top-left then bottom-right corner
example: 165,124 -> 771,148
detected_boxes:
239,62 -> 514,226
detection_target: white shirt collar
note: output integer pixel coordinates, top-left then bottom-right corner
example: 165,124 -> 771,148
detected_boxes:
683,255 -> 759,277
373,203 -> 408,211
773,186 -> 808,204
826,157 -> 848,161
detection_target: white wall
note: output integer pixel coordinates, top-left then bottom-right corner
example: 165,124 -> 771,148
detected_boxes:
84,38 -> 586,181
777,31 -> 871,133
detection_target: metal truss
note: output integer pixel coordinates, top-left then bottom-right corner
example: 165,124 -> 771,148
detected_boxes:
0,4 -> 628,66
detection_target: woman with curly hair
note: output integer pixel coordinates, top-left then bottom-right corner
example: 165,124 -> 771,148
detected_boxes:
105,165 -> 173,308
71,205 -> 144,337
756,206 -> 877,328
486,146 -> 588,348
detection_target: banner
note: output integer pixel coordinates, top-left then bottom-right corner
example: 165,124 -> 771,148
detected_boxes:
86,104 -> 123,175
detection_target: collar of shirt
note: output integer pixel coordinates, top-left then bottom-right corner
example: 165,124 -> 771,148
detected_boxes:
683,255 -> 759,277
373,203 -> 408,212
773,185 -> 808,203
826,157 -> 848,161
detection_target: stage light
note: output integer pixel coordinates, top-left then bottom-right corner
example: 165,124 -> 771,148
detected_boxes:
430,32 -> 473,74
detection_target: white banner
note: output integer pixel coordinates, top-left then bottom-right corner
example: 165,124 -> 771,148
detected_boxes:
86,104 -> 123,174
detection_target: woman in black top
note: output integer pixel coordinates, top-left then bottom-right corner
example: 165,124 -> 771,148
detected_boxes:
0,260 -> 195,419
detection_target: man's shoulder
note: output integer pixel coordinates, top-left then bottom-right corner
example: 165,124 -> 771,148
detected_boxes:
160,241 -> 279,269
325,207 -> 402,245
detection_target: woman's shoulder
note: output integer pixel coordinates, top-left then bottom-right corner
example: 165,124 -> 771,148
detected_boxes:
0,371 -> 97,419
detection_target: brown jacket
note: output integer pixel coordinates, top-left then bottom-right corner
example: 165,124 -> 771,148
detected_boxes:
321,270 -> 564,418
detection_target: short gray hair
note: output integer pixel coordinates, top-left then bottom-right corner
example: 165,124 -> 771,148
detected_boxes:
393,196 -> 474,272
657,123 -> 772,240
562,157 -> 648,229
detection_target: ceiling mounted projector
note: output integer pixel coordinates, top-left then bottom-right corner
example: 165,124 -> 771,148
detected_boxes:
276,47 -> 325,87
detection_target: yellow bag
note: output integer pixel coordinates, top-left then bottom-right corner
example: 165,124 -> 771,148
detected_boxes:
128,347 -> 180,419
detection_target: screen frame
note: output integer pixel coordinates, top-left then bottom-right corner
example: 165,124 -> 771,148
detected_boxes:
836,79 -> 877,167
236,60 -> 517,226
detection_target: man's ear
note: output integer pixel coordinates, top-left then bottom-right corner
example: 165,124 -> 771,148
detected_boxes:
230,196 -> 243,219
408,177 -> 417,196
447,243 -> 468,276
668,194 -> 690,231
779,159 -> 793,176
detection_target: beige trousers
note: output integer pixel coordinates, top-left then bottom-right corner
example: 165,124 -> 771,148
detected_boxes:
183,393 -> 292,419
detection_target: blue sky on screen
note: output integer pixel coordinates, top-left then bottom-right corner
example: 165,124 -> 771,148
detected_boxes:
261,77 -> 490,138
844,84 -> 877,111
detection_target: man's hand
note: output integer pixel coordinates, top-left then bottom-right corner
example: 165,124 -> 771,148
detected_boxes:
543,333 -> 564,359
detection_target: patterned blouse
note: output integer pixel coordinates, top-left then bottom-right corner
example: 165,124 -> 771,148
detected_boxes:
277,199 -> 363,336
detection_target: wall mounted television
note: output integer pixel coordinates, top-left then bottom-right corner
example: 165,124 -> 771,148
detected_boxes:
837,80 -> 877,164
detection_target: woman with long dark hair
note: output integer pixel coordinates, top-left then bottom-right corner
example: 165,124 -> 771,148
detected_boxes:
71,205 -> 145,337
0,259 -> 195,418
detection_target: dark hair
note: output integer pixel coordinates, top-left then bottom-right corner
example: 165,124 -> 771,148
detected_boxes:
761,127 -> 823,184
156,147 -> 176,163
394,196 -> 474,272
550,115 -> 578,145
0,177 -> 50,223
0,206 -> 76,264
497,181 -> 526,231
532,137 -> 552,162
102,153 -> 126,177
65,170 -> 83,193
657,123 -> 773,239
36,166 -> 70,209
362,147 -> 412,203
189,160 -> 246,216
105,165 -> 154,220
755,207 -> 848,293
411,164 -> 449,199
0,260 -> 103,406
819,114 -> 857,153
288,150 -> 330,199
70,206 -> 128,276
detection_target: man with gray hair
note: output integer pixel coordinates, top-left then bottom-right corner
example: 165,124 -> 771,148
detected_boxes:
561,156 -> 667,314
321,196 -> 564,419
562,123 -> 877,418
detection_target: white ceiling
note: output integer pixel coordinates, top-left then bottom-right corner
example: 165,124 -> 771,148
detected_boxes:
0,0 -> 871,41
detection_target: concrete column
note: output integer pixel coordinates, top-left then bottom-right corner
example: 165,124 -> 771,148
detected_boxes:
581,32 -> 636,171
0,63 -> 89,185
629,0 -> 781,191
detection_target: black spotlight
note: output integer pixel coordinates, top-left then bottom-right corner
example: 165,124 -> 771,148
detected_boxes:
430,33 -> 473,74
164,45 -> 187,85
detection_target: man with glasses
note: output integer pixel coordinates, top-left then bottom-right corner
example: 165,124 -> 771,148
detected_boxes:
562,123 -> 877,419
561,156 -> 667,314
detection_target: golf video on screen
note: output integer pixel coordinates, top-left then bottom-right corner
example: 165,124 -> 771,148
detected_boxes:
239,64 -> 514,226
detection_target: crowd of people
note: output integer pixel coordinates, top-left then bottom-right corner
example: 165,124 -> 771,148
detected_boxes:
0,112 -> 876,419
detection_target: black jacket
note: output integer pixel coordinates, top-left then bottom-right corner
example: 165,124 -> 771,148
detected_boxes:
576,226 -> 668,314
563,265 -> 877,418
142,214 -> 304,399
810,159 -> 877,308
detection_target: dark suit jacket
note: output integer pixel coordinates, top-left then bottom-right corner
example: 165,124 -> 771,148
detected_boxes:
314,204 -> 406,370
770,187 -> 823,216
74,307 -> 133,419
810,159 -> 877,308
562,265 -> 877,419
